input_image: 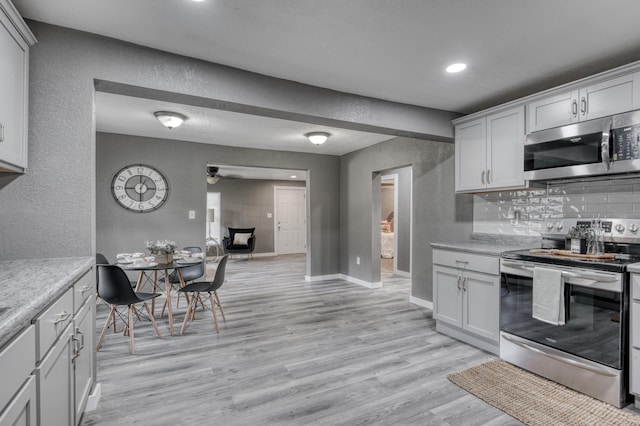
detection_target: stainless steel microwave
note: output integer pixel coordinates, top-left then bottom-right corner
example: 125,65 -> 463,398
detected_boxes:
524,110 -> 640,181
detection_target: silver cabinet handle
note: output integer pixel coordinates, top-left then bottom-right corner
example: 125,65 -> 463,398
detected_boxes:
462,277 -> 468,292
53,310 -> 71,324
572,100 -> 578,117
481,170 -> 485,184
486,169 -> 491,184
457,276 -> 462,290
0,123 -> 3,143
80,285 -> 93,293
581,97 -> 587,115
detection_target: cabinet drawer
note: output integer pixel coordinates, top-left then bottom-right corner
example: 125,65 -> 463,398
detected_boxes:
432,249 -> 499,275
34,289 -> 73,362
0,325 -> 35,414
73,270 -> 94,314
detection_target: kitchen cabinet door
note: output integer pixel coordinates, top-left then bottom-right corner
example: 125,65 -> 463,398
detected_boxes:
455,118 -> 486,192
527,90 -> 578,133
0,3 -> 30,172
486,106 -> 525,190
462,270 -> 500,342
73,302 -> 94,425
36,323 -> 74,426
580,74 -> 637,122
433,265 -> 463,328
0,376 -> 36,426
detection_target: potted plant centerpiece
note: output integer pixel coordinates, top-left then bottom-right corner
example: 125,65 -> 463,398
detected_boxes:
146,240 -> 177,264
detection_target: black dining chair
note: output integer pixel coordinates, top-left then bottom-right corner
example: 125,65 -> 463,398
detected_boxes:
96,264 -> 163,354
179,255 -> 228,334
160,246 -> 205,316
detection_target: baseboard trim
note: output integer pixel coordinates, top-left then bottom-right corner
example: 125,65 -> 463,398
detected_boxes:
84,382 -> 101,412
409,296 -> 433,310
305,273 -> 382,289
305,274 -> 342,282
394,270 -> 411,278
341,274 -> 382,289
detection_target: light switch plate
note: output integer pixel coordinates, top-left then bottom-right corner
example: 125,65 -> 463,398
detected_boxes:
188,210 -> 195,219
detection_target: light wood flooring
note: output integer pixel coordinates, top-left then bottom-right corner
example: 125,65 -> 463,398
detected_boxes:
82,254 -> 519,425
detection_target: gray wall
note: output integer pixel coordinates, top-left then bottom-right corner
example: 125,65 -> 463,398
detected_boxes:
97,132 -> 333,272
341,137 -> 473,301
0,22 -> 455,280
210,178 -> 305,253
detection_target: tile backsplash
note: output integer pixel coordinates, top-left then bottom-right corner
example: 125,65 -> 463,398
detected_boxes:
473,176 -> 640,236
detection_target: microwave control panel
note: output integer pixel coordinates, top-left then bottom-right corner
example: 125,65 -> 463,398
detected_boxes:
613,124 -> 640,161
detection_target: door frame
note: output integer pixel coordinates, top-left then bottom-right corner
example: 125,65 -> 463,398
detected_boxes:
381,173 -> 399,273
273,186 -> 307,255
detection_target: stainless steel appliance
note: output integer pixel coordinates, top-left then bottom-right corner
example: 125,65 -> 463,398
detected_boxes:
524,110 -> 640,181
500,218 -> 640,407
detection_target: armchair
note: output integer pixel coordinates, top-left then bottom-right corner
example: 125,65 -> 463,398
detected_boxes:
222,227 -> 256,259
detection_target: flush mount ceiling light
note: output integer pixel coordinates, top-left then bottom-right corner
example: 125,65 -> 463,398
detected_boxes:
305,132 -> 330,145
446,63 -> 467,73
154,111 -> 187,129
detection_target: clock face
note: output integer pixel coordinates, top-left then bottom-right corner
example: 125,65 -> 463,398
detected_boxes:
111,164 -> 169,213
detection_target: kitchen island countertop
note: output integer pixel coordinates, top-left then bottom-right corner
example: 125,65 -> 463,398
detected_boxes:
0,257 -> 93,349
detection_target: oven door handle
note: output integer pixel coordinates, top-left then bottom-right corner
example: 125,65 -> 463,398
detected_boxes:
501,334 -> 618,377
501,261 -> 618,283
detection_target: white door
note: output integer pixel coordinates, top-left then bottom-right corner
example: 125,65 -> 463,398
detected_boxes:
275,187 -> 306,255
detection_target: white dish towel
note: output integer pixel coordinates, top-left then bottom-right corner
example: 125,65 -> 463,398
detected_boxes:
532,267 -> 565,326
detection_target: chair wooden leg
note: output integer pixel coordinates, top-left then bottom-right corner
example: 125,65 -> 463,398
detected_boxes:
97,305 -> 116,351
128,305 -> 135,354
180,293 -> 196,335
143,302 -> 162,339
214,290 -> 226,321
111,306 -> 117,333
208,292 -> 220,333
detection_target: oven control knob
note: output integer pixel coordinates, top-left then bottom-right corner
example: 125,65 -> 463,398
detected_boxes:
630,224 -> 638,233
615,223 -> 625,233
555,222 -> 564,231
546,222 -> 554,230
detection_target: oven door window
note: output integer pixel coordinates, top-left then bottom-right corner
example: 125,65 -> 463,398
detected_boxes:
500,274 -> 623,369
524,131 -> 604,172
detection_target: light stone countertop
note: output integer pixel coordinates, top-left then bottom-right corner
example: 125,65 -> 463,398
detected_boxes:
0,257 -> 93,350
431,240 -> 540,256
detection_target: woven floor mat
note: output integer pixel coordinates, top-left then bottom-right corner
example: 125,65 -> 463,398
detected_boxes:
448,360 -> 640,426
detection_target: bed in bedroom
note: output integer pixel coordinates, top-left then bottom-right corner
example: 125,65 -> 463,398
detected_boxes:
381,221 -> 394,259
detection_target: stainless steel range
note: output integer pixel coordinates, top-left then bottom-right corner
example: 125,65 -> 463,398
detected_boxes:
500,218 -> 640,408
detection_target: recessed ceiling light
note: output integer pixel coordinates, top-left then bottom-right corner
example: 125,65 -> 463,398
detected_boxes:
290,175 -> 297,179
446,63 -> 467,73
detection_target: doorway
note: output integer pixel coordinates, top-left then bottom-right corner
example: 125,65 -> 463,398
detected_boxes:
376,166 -> 412,285
274,186 -> 307,254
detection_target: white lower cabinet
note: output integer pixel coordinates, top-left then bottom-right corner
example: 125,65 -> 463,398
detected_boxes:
0,326 -> 36,426
73,301 -> 95,422
0,376 -> 37,426
36,322 -> 74,426
433,249 -> 500,354
629,273 -> 640,406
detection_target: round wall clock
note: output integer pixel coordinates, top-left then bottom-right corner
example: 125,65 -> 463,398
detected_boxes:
111,164 -> 169,213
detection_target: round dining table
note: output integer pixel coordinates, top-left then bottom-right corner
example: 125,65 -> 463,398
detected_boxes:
122,259 -> 203,336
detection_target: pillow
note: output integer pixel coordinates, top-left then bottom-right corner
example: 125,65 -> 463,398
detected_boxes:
233,232 -> 252,245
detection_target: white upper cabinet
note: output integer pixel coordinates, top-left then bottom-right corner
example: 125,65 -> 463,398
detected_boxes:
455,106 -> 525,193
0,0 -> 36,173
527,73 -> 639,133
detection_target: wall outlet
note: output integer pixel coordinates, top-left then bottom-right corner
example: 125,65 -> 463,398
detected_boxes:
188,210 -> 195,219
267,212 -> 273,218
356,256 -> 360,265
